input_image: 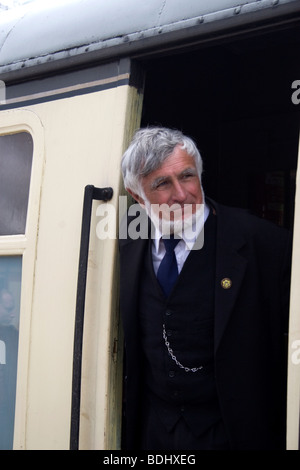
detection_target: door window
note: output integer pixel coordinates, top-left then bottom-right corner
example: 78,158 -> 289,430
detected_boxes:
0,132 -> 33,235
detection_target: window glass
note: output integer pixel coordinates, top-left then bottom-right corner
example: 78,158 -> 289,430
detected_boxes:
0,256 -> 22,449
0,133 -> 33,235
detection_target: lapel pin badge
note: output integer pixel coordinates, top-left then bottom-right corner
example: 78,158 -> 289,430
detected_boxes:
221,278 -> 232,289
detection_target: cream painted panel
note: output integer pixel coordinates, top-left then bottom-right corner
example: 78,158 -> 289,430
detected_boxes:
287,138 -> 300,450
22,85 -> 142,449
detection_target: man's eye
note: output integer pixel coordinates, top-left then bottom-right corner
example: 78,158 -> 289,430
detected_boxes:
155,180 -> 168,189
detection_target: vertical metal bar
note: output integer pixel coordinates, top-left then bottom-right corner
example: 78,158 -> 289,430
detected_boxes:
70,185 -> 113,450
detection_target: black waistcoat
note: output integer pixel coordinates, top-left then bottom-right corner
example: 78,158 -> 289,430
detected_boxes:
138,212 -> 223,436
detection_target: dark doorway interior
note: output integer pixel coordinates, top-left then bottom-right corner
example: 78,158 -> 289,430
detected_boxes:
140,24 -> 300,229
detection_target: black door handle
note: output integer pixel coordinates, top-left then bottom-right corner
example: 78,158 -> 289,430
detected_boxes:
70,185 -> 113,450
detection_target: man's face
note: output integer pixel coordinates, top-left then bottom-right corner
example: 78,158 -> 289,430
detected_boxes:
128,146 -> 203,234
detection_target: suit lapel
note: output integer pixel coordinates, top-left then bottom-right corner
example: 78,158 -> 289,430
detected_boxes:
210,200 -> 248,353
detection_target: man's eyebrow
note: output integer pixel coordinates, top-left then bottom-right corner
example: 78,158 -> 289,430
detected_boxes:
149,167 -> 198,189
181,167 -> 198,176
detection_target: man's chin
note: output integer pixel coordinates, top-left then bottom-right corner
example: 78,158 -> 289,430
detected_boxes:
144,201 -> 204,238
151,213 -> 196,237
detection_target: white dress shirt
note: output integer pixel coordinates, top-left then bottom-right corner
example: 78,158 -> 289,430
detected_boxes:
152,203 -> 210,275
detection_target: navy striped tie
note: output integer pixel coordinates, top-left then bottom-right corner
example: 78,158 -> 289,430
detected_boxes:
157,236 -> 180,297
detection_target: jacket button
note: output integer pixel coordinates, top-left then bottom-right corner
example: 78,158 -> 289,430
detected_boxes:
166,310 -> 172,316
221,278 -> 232,289
169,370 -> 175,378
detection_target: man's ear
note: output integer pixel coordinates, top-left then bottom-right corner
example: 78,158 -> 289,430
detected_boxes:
126,188 -> 145,207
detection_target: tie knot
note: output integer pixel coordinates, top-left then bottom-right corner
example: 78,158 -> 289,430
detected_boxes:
162,236 -> 180,253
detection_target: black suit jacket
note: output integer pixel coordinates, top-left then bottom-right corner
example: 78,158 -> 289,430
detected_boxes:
119,198 -> 292,449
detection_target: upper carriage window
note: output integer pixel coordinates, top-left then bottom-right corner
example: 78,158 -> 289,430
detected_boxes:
0,133 -> 33,236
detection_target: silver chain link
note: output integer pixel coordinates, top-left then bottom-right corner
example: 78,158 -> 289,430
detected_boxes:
162,324 -> 203,373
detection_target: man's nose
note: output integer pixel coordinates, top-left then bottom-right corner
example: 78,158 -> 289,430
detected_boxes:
172,181 -> 186,203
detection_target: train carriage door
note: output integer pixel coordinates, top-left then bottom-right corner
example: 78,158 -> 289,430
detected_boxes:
44,61 -> 144,451
72,64 -> 144,451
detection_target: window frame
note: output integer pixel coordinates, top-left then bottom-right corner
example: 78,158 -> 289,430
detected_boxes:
0,110 -> 44,449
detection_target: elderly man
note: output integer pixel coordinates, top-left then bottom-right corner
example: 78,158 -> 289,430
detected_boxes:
119,127 -> 291,450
